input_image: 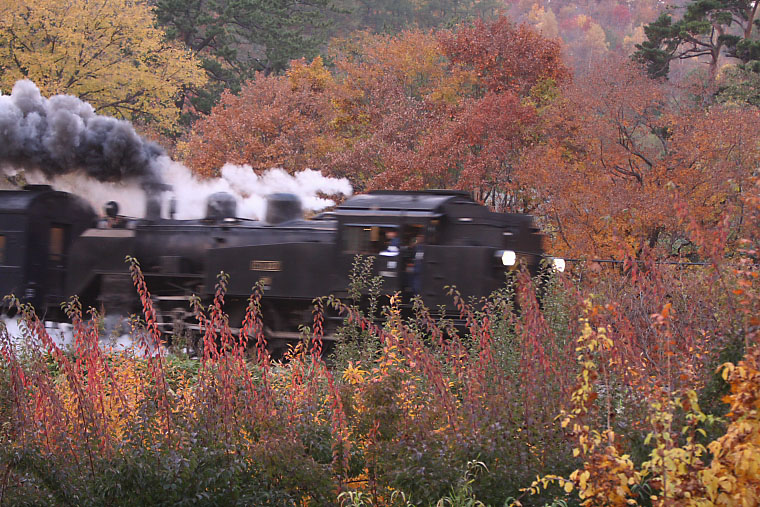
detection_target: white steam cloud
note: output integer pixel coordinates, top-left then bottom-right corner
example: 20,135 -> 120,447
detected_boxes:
18,160 -> 352,220
165,161 -> 352,219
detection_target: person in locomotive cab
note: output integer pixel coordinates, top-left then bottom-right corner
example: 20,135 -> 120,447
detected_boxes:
412,234 -> 425,294
103,201 -> 126,228
385,228 -> 401,251
379,228 -> 402,281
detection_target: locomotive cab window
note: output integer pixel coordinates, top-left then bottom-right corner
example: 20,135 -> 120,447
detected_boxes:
402,225 -> 426,245
343,225 -> 399,254
48,226 -> 67,262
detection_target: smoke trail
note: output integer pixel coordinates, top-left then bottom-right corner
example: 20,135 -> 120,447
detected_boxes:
1,79 -> 352,216
22,158 -> 352,219
165,161 -> 352,219
0,80 -> 164,186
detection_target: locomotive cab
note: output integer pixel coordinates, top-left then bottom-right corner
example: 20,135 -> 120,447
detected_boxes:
333,190 -> 545,308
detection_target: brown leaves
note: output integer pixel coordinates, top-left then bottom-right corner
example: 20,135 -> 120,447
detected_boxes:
522,55 -> 760,259
438,17 -> 570,96
183,17 -> 569,199
184,63 -> 334,178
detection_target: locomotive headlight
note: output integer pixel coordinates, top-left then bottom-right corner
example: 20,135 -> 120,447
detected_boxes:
497,250 -> 517,267
552,257 -> 566,272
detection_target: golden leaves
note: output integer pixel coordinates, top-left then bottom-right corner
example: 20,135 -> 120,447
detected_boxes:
287,56 -> 334,93
700,344 -> 760,505
342,361 -> 368,385
0,0 -> 205,131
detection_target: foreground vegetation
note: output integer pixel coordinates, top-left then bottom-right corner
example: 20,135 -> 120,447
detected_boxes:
1,185 -> 758,506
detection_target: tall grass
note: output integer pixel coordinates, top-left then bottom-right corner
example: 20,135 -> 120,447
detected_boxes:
1,211 -> 758,506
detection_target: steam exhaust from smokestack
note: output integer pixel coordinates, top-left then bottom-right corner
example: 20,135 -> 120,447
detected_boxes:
144,183 -> 174,220
1,80 -> 353,218
0,80 -> 164,188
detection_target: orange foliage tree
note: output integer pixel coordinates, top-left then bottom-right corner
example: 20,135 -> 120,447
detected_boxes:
326,17 -> 568,199
183,17 -> 569,202
323,29 -> 453,190
182,57 -> 335,177
523,56 -> 760,258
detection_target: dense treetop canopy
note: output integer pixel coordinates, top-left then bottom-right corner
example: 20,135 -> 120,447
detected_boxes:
1,0 -> 758,259
0,0 -> 206,131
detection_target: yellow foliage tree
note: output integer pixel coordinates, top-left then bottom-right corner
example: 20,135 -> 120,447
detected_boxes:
528,4 -> 560,39
0,0 -> 206,131
527,277 -> 760,506
698,179 -> 760,506
697,351 -> 760,505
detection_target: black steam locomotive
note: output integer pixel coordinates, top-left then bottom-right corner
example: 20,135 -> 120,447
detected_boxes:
1,185 -> 554,348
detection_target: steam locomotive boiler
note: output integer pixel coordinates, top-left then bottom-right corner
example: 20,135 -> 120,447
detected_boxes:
0,185 -> 553,349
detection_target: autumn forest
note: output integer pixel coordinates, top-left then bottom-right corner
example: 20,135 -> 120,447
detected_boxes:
1,0 -> 760,505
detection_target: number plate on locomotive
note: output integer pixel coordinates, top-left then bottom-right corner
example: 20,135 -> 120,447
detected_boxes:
250,260 -> 282,271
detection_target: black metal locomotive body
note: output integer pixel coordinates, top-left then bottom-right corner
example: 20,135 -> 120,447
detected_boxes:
1,185 -> 545,344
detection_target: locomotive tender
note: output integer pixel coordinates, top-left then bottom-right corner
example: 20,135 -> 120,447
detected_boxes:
0,185 -> 553,347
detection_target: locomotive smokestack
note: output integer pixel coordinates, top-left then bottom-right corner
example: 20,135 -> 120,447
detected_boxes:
145,193 -> 162,220
265,193 -> 303,224
0,80 -> 165,188
205,192 -> 238,221
144,183 -> 173,221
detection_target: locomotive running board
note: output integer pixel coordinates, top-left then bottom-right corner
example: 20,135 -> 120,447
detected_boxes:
174,324 -> 338,342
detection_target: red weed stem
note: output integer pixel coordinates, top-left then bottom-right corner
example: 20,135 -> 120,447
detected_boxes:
127,257 -> 173,441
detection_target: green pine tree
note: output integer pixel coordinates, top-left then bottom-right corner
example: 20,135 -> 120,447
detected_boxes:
154,0 -> 334,123
633,0 -> 760,79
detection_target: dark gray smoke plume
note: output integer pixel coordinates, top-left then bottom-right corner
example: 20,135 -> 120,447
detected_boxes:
0,80 -> 164,186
